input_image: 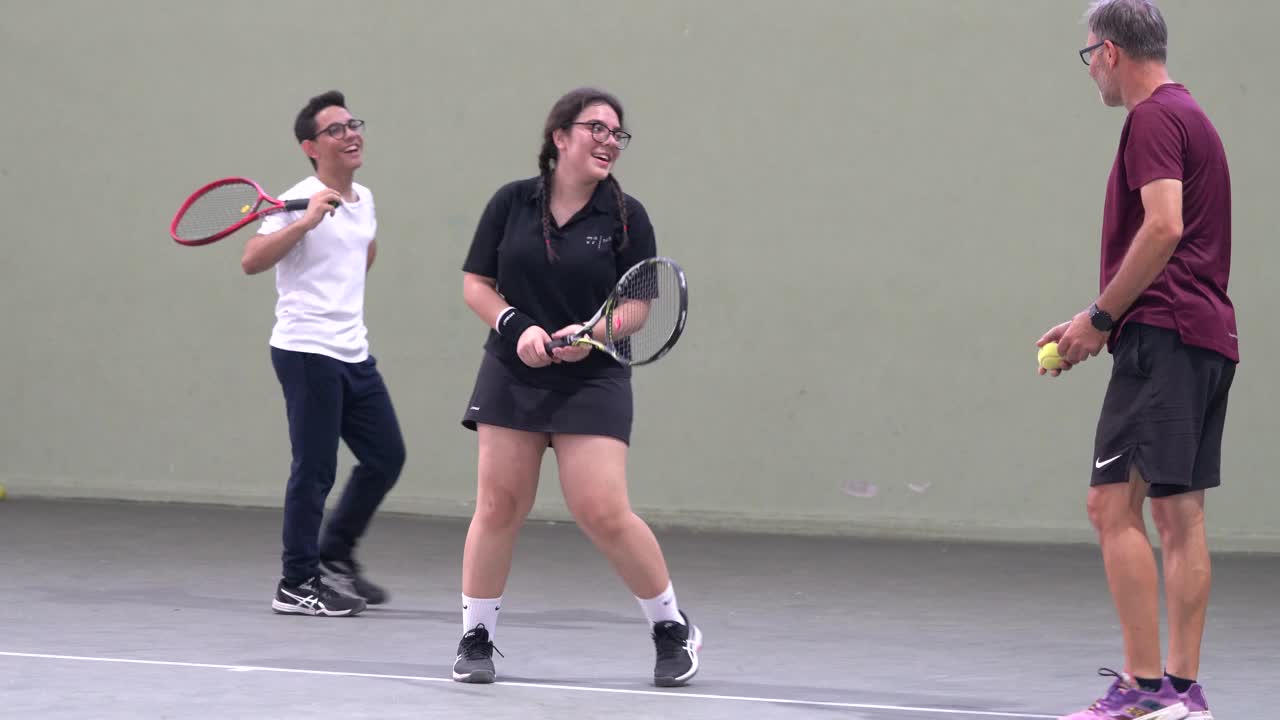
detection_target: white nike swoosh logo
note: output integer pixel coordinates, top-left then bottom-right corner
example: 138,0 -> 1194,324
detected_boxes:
1095,453 -> 1124,469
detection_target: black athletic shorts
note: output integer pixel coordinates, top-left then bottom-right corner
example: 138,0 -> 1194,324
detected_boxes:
461,350 -> 633,445
1091,322 -> 1236,497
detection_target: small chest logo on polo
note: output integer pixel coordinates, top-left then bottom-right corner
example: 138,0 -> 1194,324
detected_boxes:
585,235 -> 614,251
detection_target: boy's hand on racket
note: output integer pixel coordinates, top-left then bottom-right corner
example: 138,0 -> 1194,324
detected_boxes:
517,326 -> 556,368
301,188 -> 342,230
550,325 -> 592,363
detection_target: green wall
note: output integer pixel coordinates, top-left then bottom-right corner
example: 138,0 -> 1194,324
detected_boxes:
3,1 -> 1275,550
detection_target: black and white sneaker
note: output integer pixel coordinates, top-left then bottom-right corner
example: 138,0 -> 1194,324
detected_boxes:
271,576 -> 367,617
652,611 -> 702,687
320,557 -> 388,605
452,624 -> 502,684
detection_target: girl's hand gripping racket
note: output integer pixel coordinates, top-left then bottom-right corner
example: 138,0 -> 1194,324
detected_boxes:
545,257 -> 688,367
169,177 -> 337,247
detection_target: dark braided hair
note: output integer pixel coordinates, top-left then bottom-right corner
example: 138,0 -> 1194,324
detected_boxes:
537,87 -> 631,262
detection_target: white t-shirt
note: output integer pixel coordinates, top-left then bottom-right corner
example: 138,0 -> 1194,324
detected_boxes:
257,175 -> 376,363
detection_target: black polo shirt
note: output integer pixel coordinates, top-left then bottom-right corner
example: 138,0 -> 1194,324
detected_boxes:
462,176 -> 657,378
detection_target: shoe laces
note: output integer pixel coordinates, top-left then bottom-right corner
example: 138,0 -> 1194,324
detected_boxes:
1087,668 -> 1134,710
460,624 -> 503,661
306,577 -> 347,603
652,620 -> 687,662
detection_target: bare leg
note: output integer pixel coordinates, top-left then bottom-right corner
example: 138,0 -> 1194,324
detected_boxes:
461,425 -> 546,598
1152,490 -> 1210,681
1086,466 -> 1162,679
554,433 -> 669,598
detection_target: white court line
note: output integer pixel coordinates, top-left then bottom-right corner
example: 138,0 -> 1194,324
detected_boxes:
0,651 -> 1057,718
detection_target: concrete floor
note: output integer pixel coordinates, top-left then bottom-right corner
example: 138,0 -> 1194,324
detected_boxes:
0,498 -> 1274,718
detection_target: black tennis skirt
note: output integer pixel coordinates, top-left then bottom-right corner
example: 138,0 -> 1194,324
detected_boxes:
461,350 -> 634,444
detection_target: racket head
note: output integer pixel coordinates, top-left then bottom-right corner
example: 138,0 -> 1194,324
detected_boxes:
169,177 -> 279,246
599,256 -> 688,367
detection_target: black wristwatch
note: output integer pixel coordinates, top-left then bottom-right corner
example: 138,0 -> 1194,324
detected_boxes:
1089,303 -> 1114,332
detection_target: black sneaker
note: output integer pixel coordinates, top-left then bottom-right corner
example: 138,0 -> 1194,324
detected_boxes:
452,624 -> 502,684
652,611 -> 702,687
320,557 -> 388,605
271,576 -> 367,616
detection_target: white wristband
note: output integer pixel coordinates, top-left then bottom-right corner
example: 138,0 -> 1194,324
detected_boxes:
495,306 -> 516,331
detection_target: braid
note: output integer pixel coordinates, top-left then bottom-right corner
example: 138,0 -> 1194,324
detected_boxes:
536,87 -> 629,261
607,174 -> 630,253
538,139 -> 558,262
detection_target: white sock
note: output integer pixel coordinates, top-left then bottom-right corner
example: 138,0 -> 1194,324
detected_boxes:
462,594 -> 502,640
636,581 -> 683,626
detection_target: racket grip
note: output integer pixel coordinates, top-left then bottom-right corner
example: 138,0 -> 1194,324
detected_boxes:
282,199 -> 341,211
543,336 -> 574,353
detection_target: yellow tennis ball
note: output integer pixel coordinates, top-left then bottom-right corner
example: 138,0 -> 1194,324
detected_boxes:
1038,342 -> 1063,370
0,483 -> 7,500
240,204 -> 252,214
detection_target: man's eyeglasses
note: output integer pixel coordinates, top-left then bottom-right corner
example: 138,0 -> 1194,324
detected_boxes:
313,118 -> 366,140
571,121 -> 631,149
1079,40 -> 1119,66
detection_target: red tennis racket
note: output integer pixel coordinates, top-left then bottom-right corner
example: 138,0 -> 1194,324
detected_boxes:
169,177 -> 331,247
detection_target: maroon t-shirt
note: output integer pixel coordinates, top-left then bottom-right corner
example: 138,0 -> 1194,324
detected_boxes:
1100,83 -> 1238,362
